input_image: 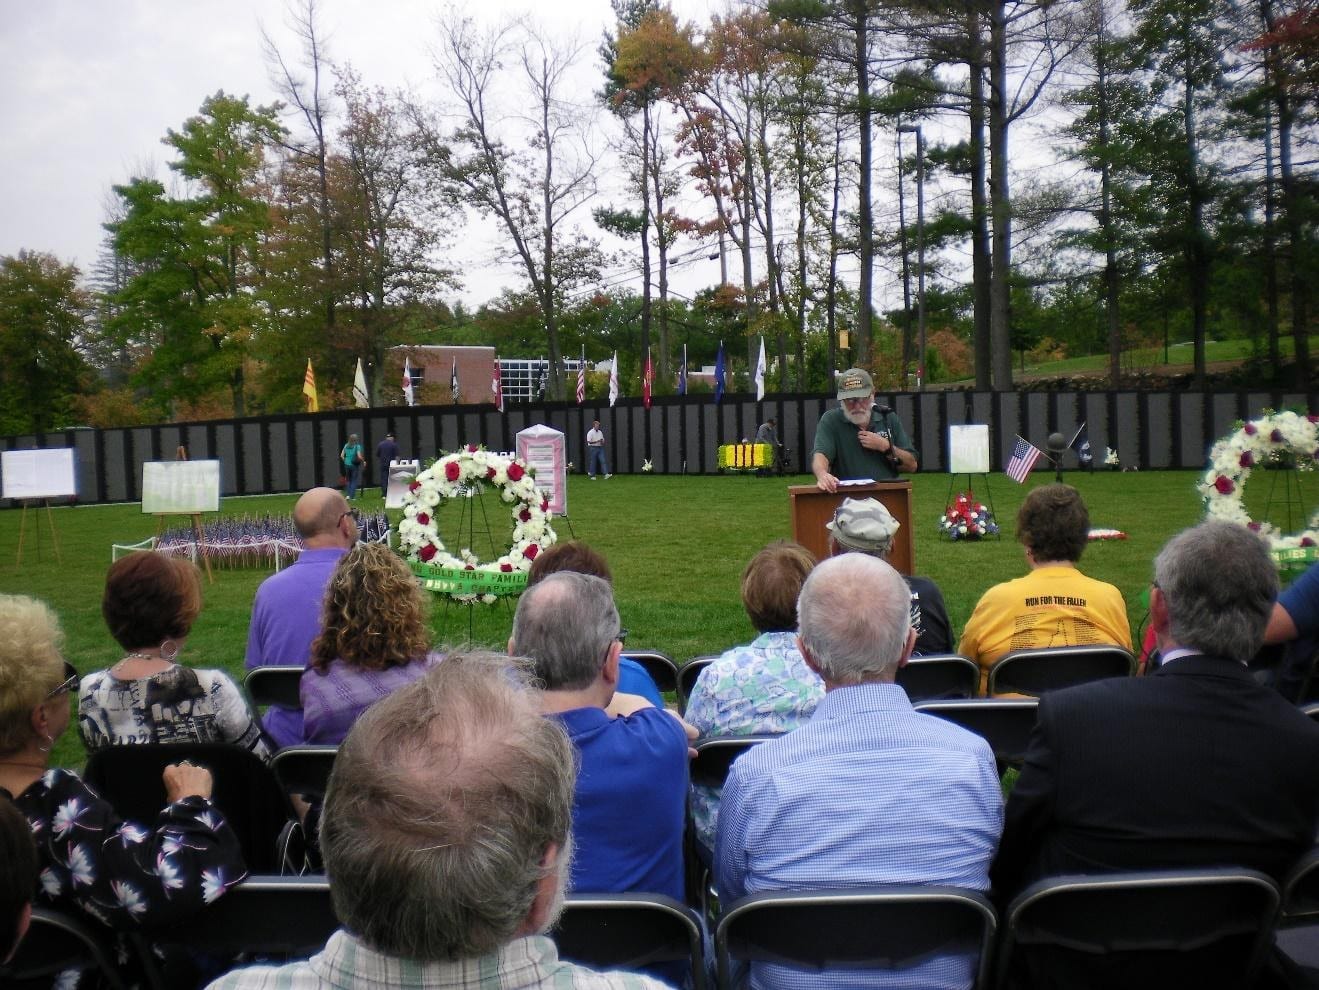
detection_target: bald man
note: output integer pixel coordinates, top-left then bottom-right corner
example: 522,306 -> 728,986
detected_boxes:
245,487 -> 358,746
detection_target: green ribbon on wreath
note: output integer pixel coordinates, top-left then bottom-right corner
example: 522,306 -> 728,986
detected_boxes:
1273,546 -> 1319,578
409,561 -> 529,597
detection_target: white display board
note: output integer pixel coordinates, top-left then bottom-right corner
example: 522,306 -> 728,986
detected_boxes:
949,425 -> 991,475
385,459 -> 421,509
141,460 -> 221,514
516,424 -> 567,516
1,448 -> 77,500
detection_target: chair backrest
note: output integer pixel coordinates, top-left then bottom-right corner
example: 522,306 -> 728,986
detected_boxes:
552,893 -> 706,990
987,645 -> 1135,697
678,655 -> 718,712
1301,701 -> 1319,724
690,734 -> 777,788
0,907 -> 128,990
83,743 -> 298,873
622,650 -> 679,693
914,698 -> 1039,770
1283,847 -> 1319,926
896,654 -> 980,702
244,665 -> 304,709
998,868 -> 1281,989
715,886 -> 997,990
152,875 -> 337,958
271,745 -> 338,802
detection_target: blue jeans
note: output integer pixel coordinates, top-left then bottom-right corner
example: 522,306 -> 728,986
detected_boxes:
344,463 -> 361,498
588,446 -> 608,477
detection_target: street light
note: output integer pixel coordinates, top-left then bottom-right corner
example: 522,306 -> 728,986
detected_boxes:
897,124 -> 927,392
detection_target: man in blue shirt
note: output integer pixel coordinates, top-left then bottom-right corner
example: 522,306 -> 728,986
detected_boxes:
510,572 -> 690,902
715,553 -> 1003,990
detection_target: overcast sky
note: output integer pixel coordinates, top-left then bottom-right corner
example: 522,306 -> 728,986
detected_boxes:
0,0 -> 733,306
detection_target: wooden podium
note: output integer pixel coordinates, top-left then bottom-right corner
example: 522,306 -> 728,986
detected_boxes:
789,482 -> 914,574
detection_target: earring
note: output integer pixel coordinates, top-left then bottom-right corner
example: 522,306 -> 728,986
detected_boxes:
36,732 -> 53,754
159,640 -> 179,662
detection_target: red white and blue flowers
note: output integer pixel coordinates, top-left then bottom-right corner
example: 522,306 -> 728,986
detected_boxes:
939,492 -> 999,541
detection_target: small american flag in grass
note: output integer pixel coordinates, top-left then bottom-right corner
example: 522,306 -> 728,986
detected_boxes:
1006,436 -> 1043,484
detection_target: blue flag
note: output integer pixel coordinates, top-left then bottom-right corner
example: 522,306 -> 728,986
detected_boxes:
714,342 -> 726,404
678,344 -> 688,396
1070,422 -> 1093,467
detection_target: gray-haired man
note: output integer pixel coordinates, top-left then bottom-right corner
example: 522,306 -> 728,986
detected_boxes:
208,653 -> 667,989
812,368 -> 918,492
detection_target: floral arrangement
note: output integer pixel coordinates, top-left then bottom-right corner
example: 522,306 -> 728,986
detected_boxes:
1087,528 -> 1128,541
938,492 -> 999,541
642,459 -> 654,472
397,445 -> 556,604
1104,447 -> 1120,468
1199,410 -> 1319,568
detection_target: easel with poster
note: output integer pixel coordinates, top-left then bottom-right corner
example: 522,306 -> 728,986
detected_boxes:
516,424 -> 574,539
141,459 -> 222,583
946,425 -> 1000,535
2,448 -> 76,566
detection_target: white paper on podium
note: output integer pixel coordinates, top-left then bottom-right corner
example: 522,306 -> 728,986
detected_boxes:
949,425 -> 990,475
141,461 -> 221,514
516,424 -> 567,516
1,448 -> 77,500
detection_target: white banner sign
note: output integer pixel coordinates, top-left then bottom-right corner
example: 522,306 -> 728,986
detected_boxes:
142,460 -> 221,514
949,425 -> 991,475
0,448 -> 77,500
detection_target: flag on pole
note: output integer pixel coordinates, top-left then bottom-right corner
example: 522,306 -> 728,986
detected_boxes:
714,342 -> 726,404
1006,435 -> 1044,484
538,363 -> 549,399
402,358 -> 415,407
1070,422 -> 1093,467
491,359 -> 504,412
678,344 -> 688,396
643,348 -> 653,409
352,358 -> 369,408
608,352 -> 619,408
302,360 -> 319,412
576,347 -> 586,404
450,358 -> 460,404
753,336 -> 767,401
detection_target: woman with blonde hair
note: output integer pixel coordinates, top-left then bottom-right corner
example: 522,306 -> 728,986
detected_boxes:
300,543 -> 441,744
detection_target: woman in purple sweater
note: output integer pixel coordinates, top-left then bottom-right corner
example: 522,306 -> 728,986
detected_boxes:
300,544 -> 441,744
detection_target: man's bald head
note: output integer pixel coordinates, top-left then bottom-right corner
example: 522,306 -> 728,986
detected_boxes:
294,487 -> 354,548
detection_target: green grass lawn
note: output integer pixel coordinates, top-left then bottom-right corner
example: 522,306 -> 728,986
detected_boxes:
0,469 -> 1216,769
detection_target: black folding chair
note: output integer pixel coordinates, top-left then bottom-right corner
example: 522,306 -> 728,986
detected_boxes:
690,734 -> 778,790
987,645 -> 1135,697
716,887 -> 997,990
1300,701 -> 1319,724
244,665 -> 304,709
622,650 -> 679,694
83,743 -> 301,874
997,868 -> 1281,990
914,698 -> 1039,772
678,655 -> 718,713
552,893 -> 706,990
0,907 -> 128,989
896,654 -> 980,702
271,745 -> 338,802
1277,847 -> 1319,972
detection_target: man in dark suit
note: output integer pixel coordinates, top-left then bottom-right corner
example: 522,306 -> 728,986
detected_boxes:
992,520 -> 1319,986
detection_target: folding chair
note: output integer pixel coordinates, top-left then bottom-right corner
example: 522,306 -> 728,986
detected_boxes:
987,645 -> 1135,697
623,650 -> 679,694
552,893 -> 706,990
271,745 -> 338,802
1300,701 -> 1319,724
896,654 -> 980,702
1276,847 -> 1319,971
83,742 -> 302,873
914,698 -> 1039,772
0,907 -> 128,989
678,655 -> 718,713
687,735 -> 778,909
244,665 -> 304,709
996,868 -> 1281,990
716,887 -> 997,990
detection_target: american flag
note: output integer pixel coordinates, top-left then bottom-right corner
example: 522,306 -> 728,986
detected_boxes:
576,348 -> 586,404
1006,436 -> 1043,484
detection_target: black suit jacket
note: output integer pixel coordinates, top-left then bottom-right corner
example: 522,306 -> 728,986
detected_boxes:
992,654 -> 1319,900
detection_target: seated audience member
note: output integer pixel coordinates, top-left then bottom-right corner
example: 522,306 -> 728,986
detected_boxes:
1263,559 -> 1319,700
684,541 -> 822,851
246,487 -> 357,747
827,497 -> 953,655
208,653 -> 668,990
79,552 -> 270,759
958,484 -> 1131,692
991,521 -> 1319,988
0,595 -> 245,986
300,544 -> 441,745
527,540 -> 664,708
0,797 -> 37,965
716,554 -> 1003,990
510,573 -> 689,902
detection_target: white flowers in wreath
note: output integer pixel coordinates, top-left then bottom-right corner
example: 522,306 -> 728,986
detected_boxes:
1199,410 -> 1319,562
397,445 -> 556,603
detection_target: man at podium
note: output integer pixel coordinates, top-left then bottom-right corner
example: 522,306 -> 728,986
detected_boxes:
812,368 -> 918,492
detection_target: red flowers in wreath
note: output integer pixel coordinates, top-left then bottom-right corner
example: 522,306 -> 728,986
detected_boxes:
938,492 -> 1000,541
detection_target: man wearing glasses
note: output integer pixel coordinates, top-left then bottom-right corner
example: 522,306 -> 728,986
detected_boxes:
812,368 -> 918,493
245,487 -> 358,747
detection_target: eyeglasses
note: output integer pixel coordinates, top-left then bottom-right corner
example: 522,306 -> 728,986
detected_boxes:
338,508 -> 361,525
45,660 -> 78,700
616,627 -> 628,645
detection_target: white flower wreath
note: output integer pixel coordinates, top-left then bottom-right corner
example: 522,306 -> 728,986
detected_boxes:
397,445 -> 556,603
1199,410 -> 1319,567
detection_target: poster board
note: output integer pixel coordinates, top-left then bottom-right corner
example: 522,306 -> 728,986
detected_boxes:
141,460 -> 221,514
385,459 -> 421,509
949,425 -> 991,475
1,448 -> 77,500
516,424 -> 567,516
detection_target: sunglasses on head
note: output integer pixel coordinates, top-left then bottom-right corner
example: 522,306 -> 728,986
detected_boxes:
45,660 -> 78,700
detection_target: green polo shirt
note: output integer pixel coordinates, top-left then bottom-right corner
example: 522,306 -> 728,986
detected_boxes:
812,405 -> 917,481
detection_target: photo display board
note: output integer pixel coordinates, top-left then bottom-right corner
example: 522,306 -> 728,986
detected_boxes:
141,460 -> 221,514
948,425 -> 991,475
0,448 -> 78,500
516,424 -> 567,516
385,459 -> 421,509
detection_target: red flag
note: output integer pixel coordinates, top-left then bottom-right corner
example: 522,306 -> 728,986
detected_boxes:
491,359 -> 504,412
643,349 -> 653,409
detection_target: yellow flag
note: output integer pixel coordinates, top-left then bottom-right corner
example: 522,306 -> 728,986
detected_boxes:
303,360 -> 319,412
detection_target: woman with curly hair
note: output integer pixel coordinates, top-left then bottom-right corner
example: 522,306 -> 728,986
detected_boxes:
300,543 -> 441,744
